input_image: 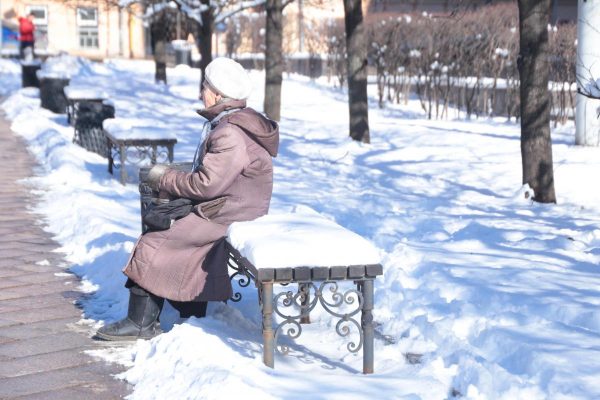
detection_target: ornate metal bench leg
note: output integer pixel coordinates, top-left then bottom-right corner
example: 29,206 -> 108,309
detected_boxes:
360,279 -> 374,374
300,283 -> 311,324
261,282 -> 275,368
119,144 -> 127,185
151,144 -> 157,164
108,140 -> 114,174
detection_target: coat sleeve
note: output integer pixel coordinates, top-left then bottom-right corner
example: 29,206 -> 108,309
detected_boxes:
158,125 -> 249,201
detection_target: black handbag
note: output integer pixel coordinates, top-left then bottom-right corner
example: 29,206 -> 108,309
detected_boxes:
143,198 -> 196,231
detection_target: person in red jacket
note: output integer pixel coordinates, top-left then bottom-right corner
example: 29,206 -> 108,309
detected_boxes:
18,12 -> 35,59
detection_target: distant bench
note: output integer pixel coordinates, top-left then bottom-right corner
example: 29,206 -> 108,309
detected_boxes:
64,85 -> 109,126
64,85 -> 114,157
104,119 -> 177,185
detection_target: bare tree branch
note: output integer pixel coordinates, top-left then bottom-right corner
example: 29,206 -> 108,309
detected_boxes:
576,58 -> 600,100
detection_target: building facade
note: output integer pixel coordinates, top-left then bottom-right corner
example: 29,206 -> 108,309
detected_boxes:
365,0 -> 577,23
0,0 -> 146,59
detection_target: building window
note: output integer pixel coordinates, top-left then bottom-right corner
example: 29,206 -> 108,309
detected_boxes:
77,7 -> 98,26
79,27 -> 99,49
27,5 -> 48,24
77,8 -> 99,49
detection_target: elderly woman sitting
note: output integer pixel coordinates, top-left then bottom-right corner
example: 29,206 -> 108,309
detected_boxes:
96,57 -> 279,341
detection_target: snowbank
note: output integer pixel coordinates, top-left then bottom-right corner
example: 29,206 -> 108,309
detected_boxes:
2,55 -> 600,399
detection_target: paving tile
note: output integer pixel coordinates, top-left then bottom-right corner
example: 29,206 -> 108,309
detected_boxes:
0,304 -> 81,325
0,361 -> 129,398
13,383 -> 130,400
11,272 -> 74,285
0,269 -> 36,278
0,258 -> 25,268
0,281 -> 80,301
0,318 -> 20,329
0,317 -> 81,340
0,336 -> 17,345
16,238 -> 57,246
0,233 -> 48,243
0,277 -> 31,290
0,302 -> 22,314
0,248 -> 35,259
0,348 -> 97,378
19,254 -> 60,264
0,331 -> 91,359
0,293 -> 77,312
0,242 -> 60,254
16,263 -> 66,274
25,245 -> 64,255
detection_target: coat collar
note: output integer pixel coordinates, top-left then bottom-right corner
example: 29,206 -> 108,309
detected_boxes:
196,99 -> 246,121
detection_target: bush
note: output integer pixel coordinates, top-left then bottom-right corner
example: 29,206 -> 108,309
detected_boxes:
365,3 -> 576,123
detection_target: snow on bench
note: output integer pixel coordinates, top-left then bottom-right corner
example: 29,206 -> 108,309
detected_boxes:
103,118 -> 177,185
225,208 -> 383,374
64,86 -> 109,101
64,85 -> 110,126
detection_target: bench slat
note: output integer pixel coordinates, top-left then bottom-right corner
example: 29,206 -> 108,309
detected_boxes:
366,264 -> 383,277
275,268 -> 293,282
329,266 -> 347,280
257,268 -> 275,282
348,265 -> 366,279
311,266 -> 329,281
293,266 -> 311,282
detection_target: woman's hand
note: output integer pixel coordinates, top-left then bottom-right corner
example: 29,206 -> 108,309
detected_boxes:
147,164 -> 170,191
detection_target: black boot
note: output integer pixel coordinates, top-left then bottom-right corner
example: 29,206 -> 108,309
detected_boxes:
95,285 -> 164,341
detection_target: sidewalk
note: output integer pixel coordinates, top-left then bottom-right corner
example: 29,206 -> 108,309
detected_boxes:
0,111 -> 131,399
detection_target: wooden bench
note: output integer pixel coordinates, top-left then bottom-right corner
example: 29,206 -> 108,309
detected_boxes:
225,212 -> 383,374
104,119 -> 177,185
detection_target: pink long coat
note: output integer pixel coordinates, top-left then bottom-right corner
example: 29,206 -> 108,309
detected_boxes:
123,103 -> 279,302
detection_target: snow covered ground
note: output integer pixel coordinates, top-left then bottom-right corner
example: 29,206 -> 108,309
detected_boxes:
1,55 -> 600,400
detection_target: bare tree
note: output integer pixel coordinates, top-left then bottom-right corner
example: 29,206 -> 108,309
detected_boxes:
344,0 -> 370,143
126,0 -> 267,91
325,19 -> 346,88
548,23 -> 576,126
225,17 -> 243,57
517,0 -> 556,203
264,0 -> 282,120
577,77 -> 600,100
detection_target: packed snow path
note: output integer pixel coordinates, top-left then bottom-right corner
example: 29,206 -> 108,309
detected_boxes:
0,110 -> 131,398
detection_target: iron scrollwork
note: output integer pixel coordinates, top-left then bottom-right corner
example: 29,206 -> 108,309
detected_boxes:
110,145 -> 170,169
227,257 -> 254,302
273,281 -> 364,355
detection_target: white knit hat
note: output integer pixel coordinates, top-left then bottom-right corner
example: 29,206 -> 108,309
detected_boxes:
205,57 -> 252,100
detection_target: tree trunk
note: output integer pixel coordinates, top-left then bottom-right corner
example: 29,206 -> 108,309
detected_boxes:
152,20 -> 167,84
343,0 -> 370,143
264,0 -> 284,121
197,1 -> 214,89
517,0 -> 556,203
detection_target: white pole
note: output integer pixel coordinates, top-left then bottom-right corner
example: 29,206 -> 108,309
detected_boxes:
575,0 -> 600,146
